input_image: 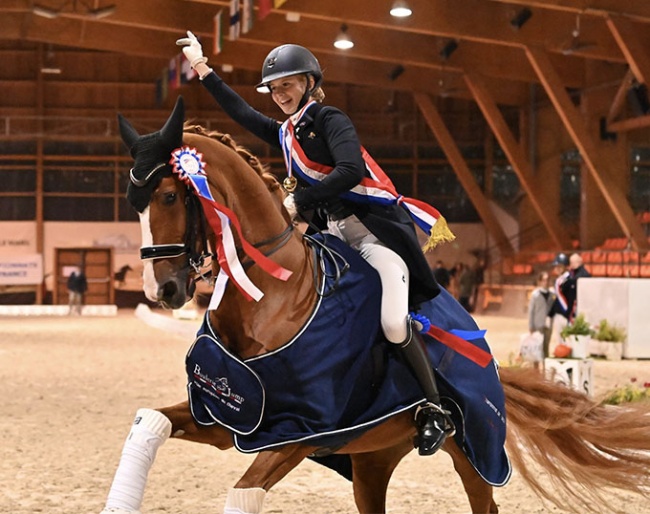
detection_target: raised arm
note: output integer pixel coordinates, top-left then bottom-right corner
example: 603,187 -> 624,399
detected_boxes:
176,31 -> 281,147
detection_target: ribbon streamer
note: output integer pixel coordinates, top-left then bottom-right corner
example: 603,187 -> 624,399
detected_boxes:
171,146 -> 292,308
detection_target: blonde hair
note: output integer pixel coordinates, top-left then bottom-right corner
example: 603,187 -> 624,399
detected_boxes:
311,86 -> 325,103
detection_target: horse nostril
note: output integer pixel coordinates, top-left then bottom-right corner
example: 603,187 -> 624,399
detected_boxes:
160,280 -> 178,300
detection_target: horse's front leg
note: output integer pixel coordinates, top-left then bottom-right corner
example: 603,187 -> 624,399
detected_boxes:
224,445 -> 317,514
100,401 -> 232,514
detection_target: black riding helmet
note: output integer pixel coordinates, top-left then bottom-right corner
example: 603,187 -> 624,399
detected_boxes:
552,252 -> 569,267
257,44 -> 323,93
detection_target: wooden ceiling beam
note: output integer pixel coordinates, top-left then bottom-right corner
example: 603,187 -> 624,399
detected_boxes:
485,0 -> 650,23
525,46 -> 648,251
414,92 -> 515,257
606,15 -> 650,85
2,13 -> 529,105
606,69 -> 634,125
464,70 -> 571,250
608,115 -> 650,133
228,0 -> 628,62
0,5 -> 589,89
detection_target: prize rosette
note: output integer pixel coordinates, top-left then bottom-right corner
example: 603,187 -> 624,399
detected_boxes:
170,146 -> 206,182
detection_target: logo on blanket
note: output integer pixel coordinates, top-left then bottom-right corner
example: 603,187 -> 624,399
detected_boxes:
192,364 -> 245,411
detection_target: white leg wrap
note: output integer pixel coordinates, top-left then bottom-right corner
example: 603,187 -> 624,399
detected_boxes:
224,487 -> 266,514
103,409 -> 172,512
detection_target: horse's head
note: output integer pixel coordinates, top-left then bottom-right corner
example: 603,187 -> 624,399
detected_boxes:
118,97 -> 201,309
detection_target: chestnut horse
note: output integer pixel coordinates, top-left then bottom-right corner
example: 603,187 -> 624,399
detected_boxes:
103,97 -> 650,514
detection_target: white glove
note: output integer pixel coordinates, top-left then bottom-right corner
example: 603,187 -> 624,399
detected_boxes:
176,30 -> 208,68
283,194 -> 298,221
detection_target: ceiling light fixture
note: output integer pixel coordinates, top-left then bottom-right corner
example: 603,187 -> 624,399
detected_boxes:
510,7 -> 532,30
390,0 -> 412,18
439,39 -> 459,61
334,24 -> 354,50
31,0 -> 117,20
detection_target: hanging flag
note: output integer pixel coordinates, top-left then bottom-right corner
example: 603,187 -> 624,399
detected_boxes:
258,0 -> 272,20
273,0 -> 287,8
242,0 -> 254,34
168,54 -> 181,89
229,0 -> 241,41
157,66 -> 169,105
213,10 -> 223,55
181,53 -> 196,83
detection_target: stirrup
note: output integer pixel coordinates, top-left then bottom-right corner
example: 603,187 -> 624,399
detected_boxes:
413,403 -> 456,455
415,403 -> 456,437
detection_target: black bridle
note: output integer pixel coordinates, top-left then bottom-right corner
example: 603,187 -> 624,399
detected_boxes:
137,171 -> 294,282
140,186 -> 214,279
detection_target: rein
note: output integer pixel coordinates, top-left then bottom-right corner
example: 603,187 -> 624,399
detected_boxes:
138,176 -> 294,282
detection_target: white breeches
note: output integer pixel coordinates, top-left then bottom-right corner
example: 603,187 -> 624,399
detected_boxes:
328,215 -> 409,343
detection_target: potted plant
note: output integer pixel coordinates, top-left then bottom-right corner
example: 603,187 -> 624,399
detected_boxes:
560,313 -> 593,359
591,319 -> 626,361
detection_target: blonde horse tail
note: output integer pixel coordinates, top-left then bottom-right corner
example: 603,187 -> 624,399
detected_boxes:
500,367 -> 650,513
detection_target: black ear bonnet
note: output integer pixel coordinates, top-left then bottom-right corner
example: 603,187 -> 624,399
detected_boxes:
118,96 -> 185,213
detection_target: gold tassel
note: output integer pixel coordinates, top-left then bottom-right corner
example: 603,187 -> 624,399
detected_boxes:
422,215 -> 455,252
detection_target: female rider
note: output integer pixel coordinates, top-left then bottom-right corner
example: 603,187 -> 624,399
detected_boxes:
176,32 -> 454,456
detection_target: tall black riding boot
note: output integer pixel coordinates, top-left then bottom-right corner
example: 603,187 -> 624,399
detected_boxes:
400,319 -> 455,456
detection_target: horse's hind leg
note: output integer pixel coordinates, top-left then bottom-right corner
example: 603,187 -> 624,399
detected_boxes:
349,442 -> 413,514
445,438 -> 498,513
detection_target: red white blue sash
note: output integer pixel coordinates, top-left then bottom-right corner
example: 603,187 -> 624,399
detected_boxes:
280,102 -> 454,250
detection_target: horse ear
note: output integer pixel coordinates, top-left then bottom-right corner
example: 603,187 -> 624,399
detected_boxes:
117,113 -> 140,150
160,96 -> 185,148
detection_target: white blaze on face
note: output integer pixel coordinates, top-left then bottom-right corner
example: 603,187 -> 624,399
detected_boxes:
139,207 -> 159,302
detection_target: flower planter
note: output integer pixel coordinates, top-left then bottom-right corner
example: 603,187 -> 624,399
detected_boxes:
563,334 -> 591,359
602,341 -> 623,361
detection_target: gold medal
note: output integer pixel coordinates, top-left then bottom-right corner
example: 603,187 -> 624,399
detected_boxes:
283,176 -> 297,192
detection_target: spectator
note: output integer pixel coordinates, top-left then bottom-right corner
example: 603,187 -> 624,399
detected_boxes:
527,271 -> 554,369
458,263 -> 476,312
565,253 -> 591,321
548,252 -> 570,346
67,268 -> 88,315
471,258 -> 486,313
432,260 -> 451,290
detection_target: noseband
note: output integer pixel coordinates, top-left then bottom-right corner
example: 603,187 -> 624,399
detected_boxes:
140,184 -> 213,278
134,163 -> 293,281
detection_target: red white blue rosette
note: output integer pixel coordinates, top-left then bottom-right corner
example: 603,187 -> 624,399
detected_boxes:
170,146 -> 206,180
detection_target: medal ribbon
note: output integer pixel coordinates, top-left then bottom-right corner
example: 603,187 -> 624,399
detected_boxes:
280,100 -> 317,184
280,108 -> 454,246
170,147 -> 292,309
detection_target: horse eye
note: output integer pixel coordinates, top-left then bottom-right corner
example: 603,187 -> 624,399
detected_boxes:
163,192 -> 177,205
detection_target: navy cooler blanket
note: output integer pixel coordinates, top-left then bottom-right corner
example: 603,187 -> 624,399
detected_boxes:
186,234 -> 511,486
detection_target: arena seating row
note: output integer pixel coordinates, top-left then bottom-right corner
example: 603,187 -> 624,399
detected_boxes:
504,236 -> 650,279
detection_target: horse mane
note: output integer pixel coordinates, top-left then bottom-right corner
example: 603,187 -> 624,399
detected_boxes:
183,123 -> 283,196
